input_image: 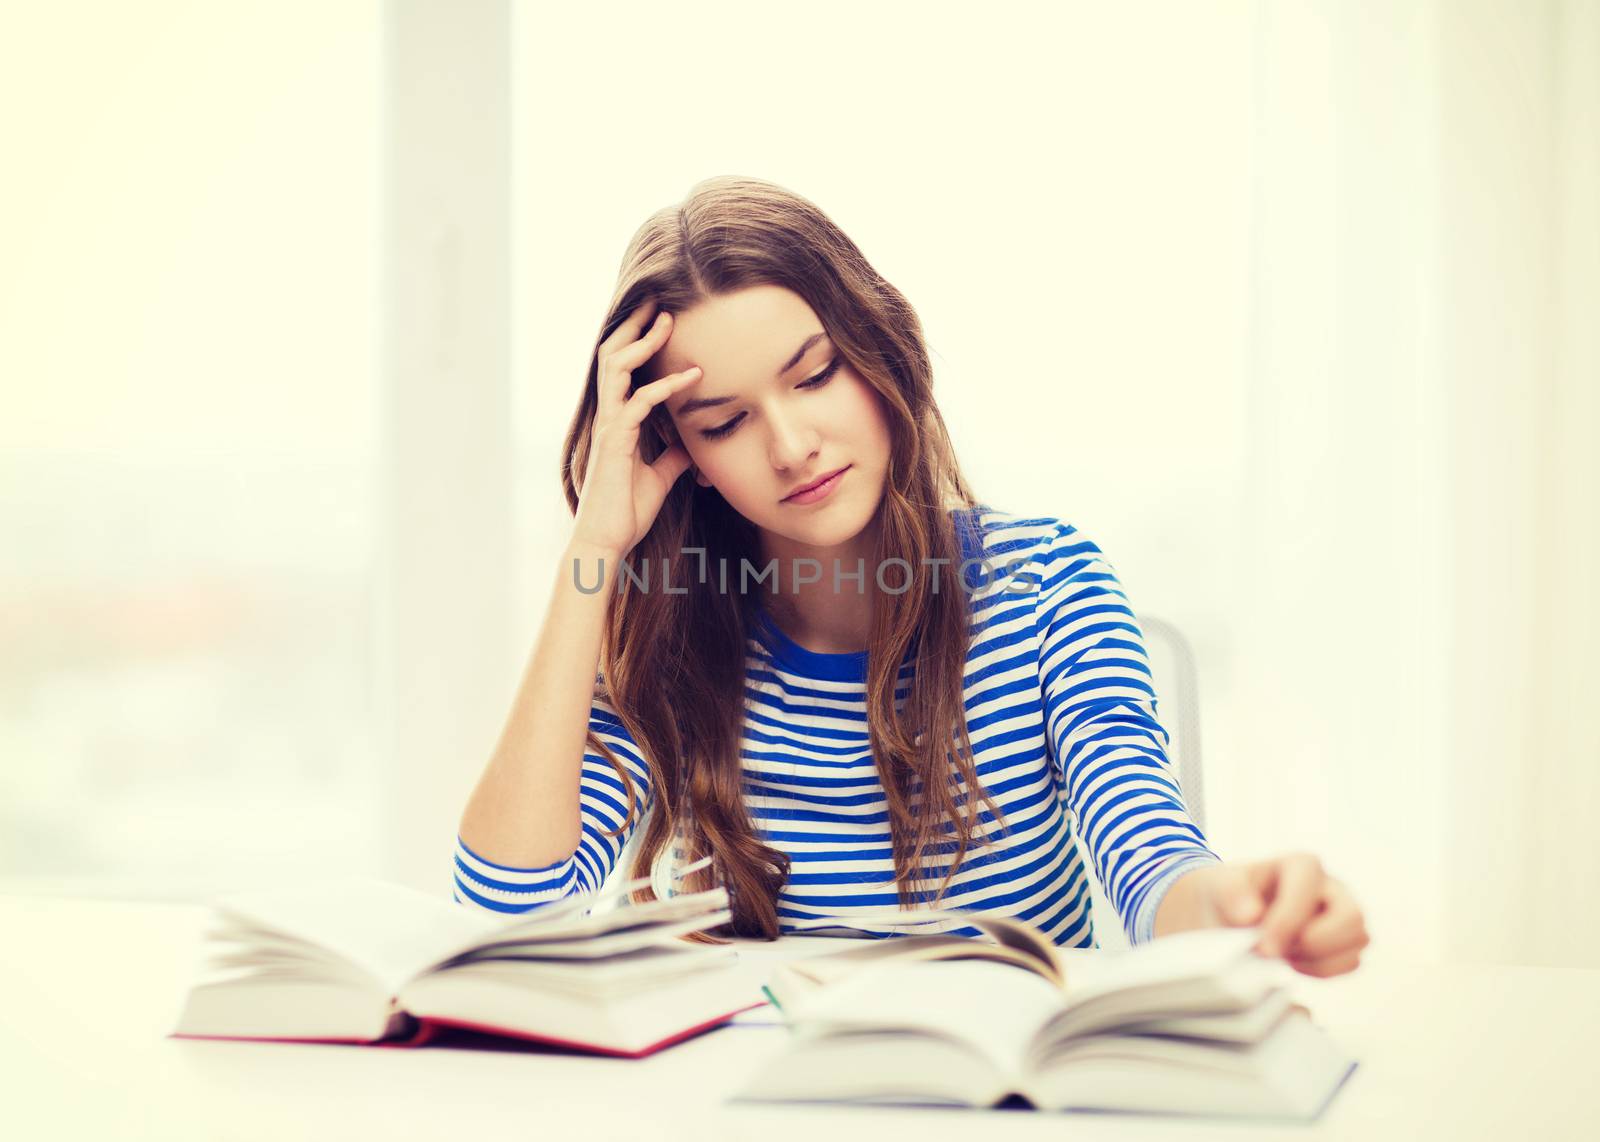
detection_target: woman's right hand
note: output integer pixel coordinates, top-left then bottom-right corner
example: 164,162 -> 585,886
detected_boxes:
570,296 -> 704,559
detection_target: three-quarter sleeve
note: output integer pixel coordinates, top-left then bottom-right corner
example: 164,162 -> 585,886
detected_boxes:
1032,521 -> 1222,945
452,691 -> 654,915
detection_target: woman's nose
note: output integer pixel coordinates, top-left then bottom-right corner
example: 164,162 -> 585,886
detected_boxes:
767,411 -> 819,470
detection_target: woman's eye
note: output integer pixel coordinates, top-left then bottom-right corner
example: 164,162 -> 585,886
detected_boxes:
797,357 -> 841,390
701,416 -> 742,440
699,358 -> 842,441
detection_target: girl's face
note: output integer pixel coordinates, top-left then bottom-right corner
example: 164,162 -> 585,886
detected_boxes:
654,285 -> 892,554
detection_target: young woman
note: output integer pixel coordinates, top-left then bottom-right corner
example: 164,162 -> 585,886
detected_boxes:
456,176 -> 1369,978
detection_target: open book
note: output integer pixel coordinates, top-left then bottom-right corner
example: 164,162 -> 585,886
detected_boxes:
173,861 -> 761,1058
739,910 -> 1358,1121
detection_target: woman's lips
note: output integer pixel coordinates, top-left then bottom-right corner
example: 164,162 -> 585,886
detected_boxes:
783,466 -> 849,504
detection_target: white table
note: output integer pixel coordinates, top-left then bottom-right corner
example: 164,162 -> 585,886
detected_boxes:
0,895 -> 1594,1141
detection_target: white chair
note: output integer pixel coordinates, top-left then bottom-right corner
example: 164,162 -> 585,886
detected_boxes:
1074,611 -> 1207,949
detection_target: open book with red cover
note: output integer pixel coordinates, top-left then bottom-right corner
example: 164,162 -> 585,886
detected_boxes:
171,863 -> 759,1058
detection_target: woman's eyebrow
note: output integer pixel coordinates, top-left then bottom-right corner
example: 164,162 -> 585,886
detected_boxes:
776,331 -> 827,377
675,331 -> 828,417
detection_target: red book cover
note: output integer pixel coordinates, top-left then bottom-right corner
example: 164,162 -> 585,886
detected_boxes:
388,999 -> 769,1057
170,999 -> 768,1058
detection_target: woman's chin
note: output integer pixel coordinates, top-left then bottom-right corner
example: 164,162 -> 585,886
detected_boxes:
778,506 -> 880,551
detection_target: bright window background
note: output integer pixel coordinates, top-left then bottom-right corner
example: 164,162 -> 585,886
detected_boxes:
0,1 -> 381,896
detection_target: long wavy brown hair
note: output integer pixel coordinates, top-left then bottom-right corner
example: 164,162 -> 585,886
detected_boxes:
559,175 -> 1008,940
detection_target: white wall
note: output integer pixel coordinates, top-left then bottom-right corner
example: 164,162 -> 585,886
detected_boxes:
1434,0 -> 1600,968
376,0 -> 515,897
1231,0 -> 1448,958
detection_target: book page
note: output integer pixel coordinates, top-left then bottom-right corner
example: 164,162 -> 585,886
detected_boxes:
217,878 -> 496,993
781,908 -> 1062,983
450,911 -> 735,962
1050,927 -> 1264,1007
460,888 -> 730,950
784,959 -> 1065,1078
962,915 -> 1065,985
767,933 -> 1058,1015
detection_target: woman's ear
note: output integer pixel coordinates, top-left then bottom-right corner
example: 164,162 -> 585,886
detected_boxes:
656,412 -> 685,455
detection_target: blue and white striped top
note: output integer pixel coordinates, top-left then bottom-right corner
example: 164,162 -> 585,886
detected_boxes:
453,505 -> 1222,947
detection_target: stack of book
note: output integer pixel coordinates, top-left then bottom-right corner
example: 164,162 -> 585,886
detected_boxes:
736,909 -> 1359,1121
172,861 -> 760,1057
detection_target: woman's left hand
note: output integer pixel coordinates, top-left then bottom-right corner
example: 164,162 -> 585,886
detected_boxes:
1170,854 -> 1370,978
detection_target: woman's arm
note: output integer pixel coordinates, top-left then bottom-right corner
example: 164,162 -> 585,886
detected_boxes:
454,296 -> 699,912
1032,521 -> 1223,946
1032,524 -> 1371,976
454,544 -> 655,915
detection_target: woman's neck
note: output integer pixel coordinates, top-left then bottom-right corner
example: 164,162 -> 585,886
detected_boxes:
764,591 -> 873,655
758,517 -> 882,654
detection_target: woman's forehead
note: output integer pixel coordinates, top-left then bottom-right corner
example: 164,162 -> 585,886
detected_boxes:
655,294 -> 828,398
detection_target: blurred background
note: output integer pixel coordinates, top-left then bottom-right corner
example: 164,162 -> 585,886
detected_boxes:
1,0 -> 1595,969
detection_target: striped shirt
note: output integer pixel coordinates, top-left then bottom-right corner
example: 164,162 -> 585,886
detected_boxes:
453,505 -> 1222,947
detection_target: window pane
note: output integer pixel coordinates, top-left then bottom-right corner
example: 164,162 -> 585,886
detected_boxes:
0,1 -> 381,896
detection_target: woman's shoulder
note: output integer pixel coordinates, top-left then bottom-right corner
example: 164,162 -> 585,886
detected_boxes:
954,502 -> 1109,574
953,505 -> 1129,636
